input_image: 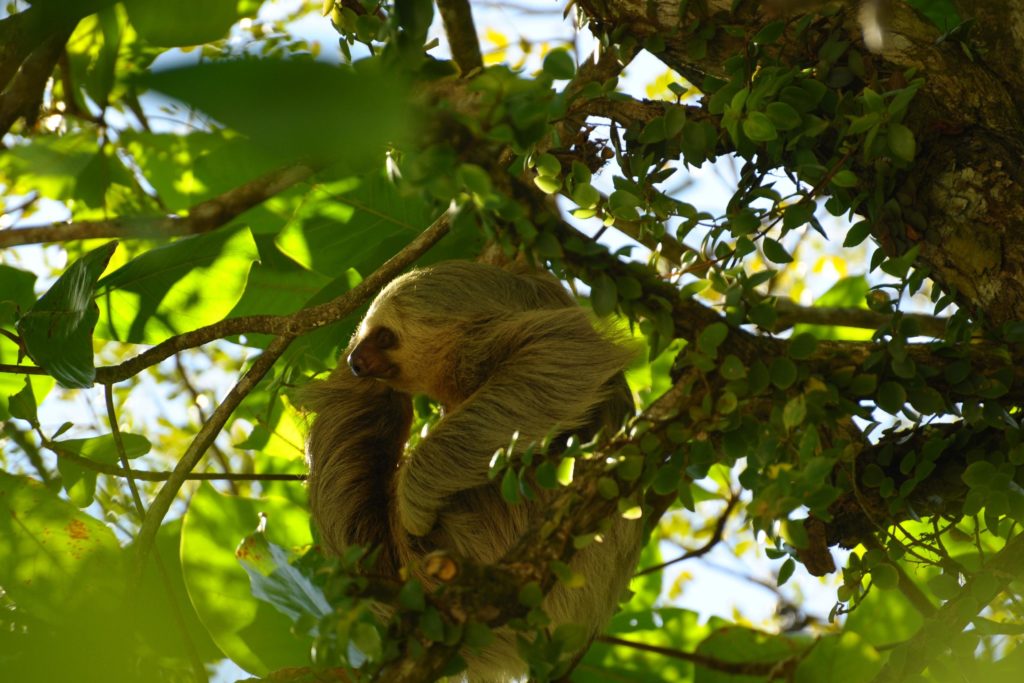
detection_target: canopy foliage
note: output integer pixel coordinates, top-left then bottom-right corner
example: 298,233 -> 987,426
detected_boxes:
1,0 -> 1023,682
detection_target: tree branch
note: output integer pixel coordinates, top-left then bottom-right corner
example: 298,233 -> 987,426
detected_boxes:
597,635 -> 788,676
131,335 -> 292,579
634,493 -> 739,576
435,0 -> 483,74
0,28 -> 70,135
771,298 -> 951,338
0,164 -> 313,247
46,442 -> 304,482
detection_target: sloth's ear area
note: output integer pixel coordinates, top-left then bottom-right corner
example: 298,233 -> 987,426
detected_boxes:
348,326 -> 398,379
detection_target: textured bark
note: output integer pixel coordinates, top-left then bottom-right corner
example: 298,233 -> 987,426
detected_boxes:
580,0 -> 1024,325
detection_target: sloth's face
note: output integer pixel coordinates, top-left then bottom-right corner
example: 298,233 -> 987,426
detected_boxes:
347,323 -> 400,381
348,309 -> 451,403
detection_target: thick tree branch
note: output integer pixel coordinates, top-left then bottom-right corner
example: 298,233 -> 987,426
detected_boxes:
0,29 -> 70,135
771,299 -> 950,337
435,0 -> 483,74
98,210 -> 451,383
131,335 -> 292,579
579,0 -> 1024,325
0,164 -> 313,247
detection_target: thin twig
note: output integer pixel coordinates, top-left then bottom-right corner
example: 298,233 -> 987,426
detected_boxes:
105,384 -> 206,682
634,493 -> 739,576
0,363 -> 46,375
47,445 -> 305,481
597,635 -> 784,676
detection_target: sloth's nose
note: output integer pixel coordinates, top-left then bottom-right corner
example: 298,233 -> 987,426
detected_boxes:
348,349 -> 368,376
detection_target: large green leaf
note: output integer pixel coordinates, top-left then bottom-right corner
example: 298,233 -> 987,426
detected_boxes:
124,0 -> 242,47
95,227 -> 258,343
794,633 -> 882,683
237,525 -> 331,625
275,175 -> 434,277
0,375 -> 54,423
130,519 -> 224,666
695,625 -> 808,683
0,472 -> 120,622
17,241 -> 118,388
0,472 -> 141,682
0,132 -> 97,202
139,58 -> 410,169
0,264 -> 37,333
54,432 -> 152,507
583,607 -> 709,681
181,483 -> 314,675
120,131 -> 285,214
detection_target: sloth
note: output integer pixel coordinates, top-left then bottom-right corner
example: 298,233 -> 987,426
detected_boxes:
304,260 -> 644,682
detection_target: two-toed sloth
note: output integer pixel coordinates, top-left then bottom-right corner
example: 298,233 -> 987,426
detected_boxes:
304,260 -> 644,682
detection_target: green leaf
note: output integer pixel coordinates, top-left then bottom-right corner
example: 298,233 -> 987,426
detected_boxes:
8,378 -> 39,426
830,169 -> 859,188
236,526 -> 332,624
534,174 -> 562,194
887,123 -> 916,162
783,394 -> 807,429
876,381 -> 907,415
720,354 -> 747,380
753,20 -> 786,45
17,241 -> 118,388
697,322 -> 729,356
140,58 -> 409,169
275,174 -> 437,278
871,564 -> 899,590
928,573 -> 961,601
124,0 -> 242,47
788,332 -> 818,359
777,557 -> 796,585
771,357 -> 798,389
543,49 -> 576,79
763,237 -> 793,264
0,472 -> 149,680
766,101 -> 802,131
844,220 -> 872,247
95,228 -> 257,344
55,433 -> 152,507
518,581 -> 544,608
0,472 -> 121,622
182,484 -> 313,675
590,273 -> 618,317
501,467 -> 522,504
742,112 -> 778,141
0,264 -> 37,325
962,461 -> 996,488
795,632 -> 883,683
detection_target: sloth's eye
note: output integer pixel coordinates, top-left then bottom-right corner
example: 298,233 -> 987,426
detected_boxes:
374,326 -> 397,349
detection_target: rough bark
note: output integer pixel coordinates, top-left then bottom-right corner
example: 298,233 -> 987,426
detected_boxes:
580,0 -> 1024,325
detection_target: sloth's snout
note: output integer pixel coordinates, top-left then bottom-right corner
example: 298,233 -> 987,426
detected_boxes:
347,342 -> 394,379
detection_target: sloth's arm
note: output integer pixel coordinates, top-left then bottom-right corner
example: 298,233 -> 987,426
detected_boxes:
305,368 -> 412,568
397,308 -> 633,537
